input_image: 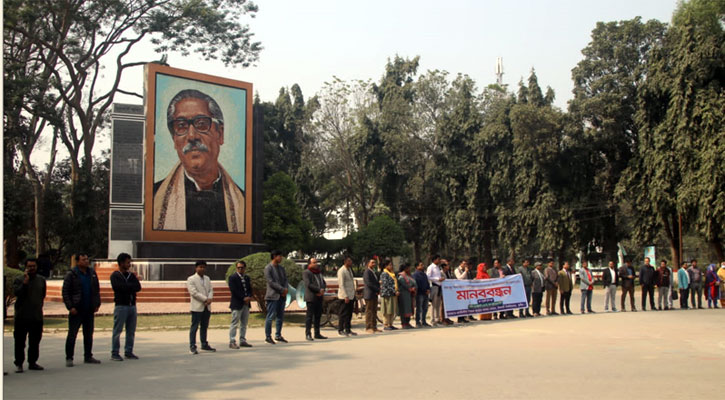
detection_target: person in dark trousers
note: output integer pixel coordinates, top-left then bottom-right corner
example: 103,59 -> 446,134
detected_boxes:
618,260 -> 637,311
412,261 -> 431,327
363,258 -> 381,333
303,257 -> 327,341
337,256 -> 357,336
62,253 -> 102,367
110,253 -> 142,361
640,257 -> 656,311
187,260 -> 216,354
13,258 -> 46,373
530,262 -> 545,316
228,261 -> 253,348
263,250 -> 288,344
557,262 -> 574,315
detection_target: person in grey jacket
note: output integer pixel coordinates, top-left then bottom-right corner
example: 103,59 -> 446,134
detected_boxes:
264,250 -> 288,344
579,260 -> 595,313
530,262 -> 545,316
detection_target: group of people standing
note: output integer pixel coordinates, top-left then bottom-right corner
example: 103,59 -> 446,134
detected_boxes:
11,250 -> 725,373
12,252 -> 140,373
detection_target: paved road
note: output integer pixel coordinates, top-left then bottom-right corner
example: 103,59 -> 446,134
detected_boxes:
4,292 -> 725,399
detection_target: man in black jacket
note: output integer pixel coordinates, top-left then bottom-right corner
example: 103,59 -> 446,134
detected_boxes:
363,259 -> 380,333
303,258 -> 327,341
110,253 -> 142,361
602,261 -> 619,312
228,261 -> 253,348
640,257 -> 657,311
62,253 -> 101,367
13,258 -> 46,373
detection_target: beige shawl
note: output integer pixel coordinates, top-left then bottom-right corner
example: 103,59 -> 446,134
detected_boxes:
153,162 -> 245,232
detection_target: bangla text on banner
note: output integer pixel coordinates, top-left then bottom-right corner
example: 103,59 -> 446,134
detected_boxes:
441,275 -> 529,318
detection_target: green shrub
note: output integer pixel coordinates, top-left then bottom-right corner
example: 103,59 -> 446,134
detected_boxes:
225,252 -> 302,313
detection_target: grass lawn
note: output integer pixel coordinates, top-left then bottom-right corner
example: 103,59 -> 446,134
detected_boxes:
4,313 -> 308,332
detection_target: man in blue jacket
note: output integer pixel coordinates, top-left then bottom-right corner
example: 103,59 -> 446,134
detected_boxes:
412,261 -> 431,327
228,261 -> 253,348
62,253 -> 101,367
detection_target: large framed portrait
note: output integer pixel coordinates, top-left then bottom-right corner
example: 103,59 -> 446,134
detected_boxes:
143,64 -> 253,243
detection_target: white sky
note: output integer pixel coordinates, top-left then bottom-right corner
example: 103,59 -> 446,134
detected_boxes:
30,0 -> 678,166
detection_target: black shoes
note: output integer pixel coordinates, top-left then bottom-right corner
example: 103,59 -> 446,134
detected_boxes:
240,342 -> 253,347
265,337 -> 276,345
200,345 -> 216,352
125,353 -> 139,359
84,357 -> 101,364
275,336 -> 288,343
314,334 -> 328,340
306,334 -> 314,341
111,354 -> 124,361
28,364 -> 44,371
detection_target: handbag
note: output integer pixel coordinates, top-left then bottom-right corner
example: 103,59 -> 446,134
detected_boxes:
672,289 -> 678,300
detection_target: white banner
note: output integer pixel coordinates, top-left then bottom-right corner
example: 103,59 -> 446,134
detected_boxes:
441,275 -> 528,317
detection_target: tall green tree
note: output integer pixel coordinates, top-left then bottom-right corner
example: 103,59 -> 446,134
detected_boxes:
627,0 -> 725,263
569,17 -> 667,261
4,0 -> 262,256
262,172 -> 310,254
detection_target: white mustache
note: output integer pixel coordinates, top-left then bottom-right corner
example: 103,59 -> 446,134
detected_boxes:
182,141 -> 209,154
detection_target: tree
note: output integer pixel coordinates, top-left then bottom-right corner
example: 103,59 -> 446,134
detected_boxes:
351,215 -> 407,261
4,0 -> 262,255
262,172 -> 310,254
569,17 -> 667,261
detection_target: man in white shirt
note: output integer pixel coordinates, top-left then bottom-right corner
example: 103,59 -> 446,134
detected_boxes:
187,261 -> 215,354
454,260 -> 471,323
426,255 -> 445,326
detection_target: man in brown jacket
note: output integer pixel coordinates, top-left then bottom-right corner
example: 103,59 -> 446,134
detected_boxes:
557,262 -> 574,315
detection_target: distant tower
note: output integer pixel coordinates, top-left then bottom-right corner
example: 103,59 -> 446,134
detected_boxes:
495,57 -> 504,86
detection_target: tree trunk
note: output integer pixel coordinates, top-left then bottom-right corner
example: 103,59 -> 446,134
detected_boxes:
4,238 -> 19,269
709,238 -> 724,263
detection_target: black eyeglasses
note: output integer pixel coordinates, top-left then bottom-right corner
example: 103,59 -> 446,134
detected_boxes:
168,115 -> 222,136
